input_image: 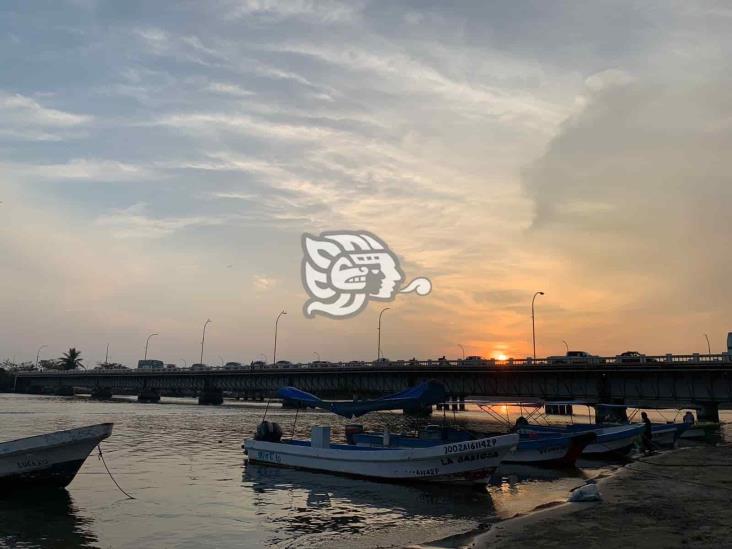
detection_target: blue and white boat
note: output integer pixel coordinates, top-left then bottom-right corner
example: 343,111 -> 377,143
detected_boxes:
243,382 -> 519,484
352,426 -> 596,467
516,423 -> 644,457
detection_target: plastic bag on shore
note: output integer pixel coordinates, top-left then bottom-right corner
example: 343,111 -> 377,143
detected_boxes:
568,482 -> 602,502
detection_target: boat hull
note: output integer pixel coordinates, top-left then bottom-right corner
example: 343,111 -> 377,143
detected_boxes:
505,432 -> 596,466
518,424 -> 643,457
354,430 -> 595,467
680,422 -> 720,440
0,423 -> 113,490
244,433 -> 519,483
650,424 -> 682,447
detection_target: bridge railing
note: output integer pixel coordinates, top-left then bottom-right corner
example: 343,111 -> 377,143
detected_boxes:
14,353 -> 732,376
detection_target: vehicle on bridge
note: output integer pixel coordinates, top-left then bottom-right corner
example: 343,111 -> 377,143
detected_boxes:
191,363 -> 211,371
224,362 -> 243,370
275,360 -> 293,369
615,351 -> 657,364
94,363 -> 128,371
461,355 -> 490,366
138,359 -> 164,370
547,351 -> 602,365
250,360 -> 266,369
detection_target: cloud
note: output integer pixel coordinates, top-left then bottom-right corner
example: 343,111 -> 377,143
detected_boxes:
227,0 -> 363,23
253,274 -> 276,290
95,203 -> 232,238
205,82 -> 255,97
0,91 -> 92,140
524,70 -> 732,325
1,159 -> 157,182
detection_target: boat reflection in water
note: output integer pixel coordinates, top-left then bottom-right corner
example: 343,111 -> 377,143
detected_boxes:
243,462 -> 497,545
0,490 -> 97,548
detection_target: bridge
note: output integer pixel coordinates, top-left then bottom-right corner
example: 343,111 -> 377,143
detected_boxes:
13,354 -> 732,421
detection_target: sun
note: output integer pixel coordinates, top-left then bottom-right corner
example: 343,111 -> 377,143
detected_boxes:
496,353 -> 508,361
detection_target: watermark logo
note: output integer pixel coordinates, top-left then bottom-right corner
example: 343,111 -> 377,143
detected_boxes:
301,230 -> 431,319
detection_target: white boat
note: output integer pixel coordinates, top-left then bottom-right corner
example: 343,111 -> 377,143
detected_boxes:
244,426 -> 519,483
0,423 -> 113,489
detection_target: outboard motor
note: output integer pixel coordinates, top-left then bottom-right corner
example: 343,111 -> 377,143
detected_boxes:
254,420 -> 283,442
344,424 -> 364,445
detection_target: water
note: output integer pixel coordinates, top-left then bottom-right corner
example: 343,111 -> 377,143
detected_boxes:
0,395 -> 724,548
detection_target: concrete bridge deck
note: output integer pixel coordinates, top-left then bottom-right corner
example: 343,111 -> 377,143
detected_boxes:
13,354 -> 732,420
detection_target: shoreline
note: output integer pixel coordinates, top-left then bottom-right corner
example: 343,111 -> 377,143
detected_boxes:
455,446 -> 732,549
413,461 -> 620,549
422,444 -> 732,549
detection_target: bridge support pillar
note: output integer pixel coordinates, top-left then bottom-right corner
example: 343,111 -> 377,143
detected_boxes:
199,387 -> 223,405
697,403 -> 720,423
451,396 -> 458,412
138,388 -> 160,403
458,396 -> 465,411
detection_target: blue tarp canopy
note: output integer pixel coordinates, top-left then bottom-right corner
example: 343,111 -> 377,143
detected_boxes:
277,380 -> 448,419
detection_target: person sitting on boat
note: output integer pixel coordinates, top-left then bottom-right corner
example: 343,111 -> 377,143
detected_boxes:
641,411 -> 653,455
513,416 -> 529,431
683,411 -> 695,425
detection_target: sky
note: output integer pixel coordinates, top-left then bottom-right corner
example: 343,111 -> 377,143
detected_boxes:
1,1 -> 731,367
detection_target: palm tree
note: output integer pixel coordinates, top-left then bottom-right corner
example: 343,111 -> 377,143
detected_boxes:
59,348 -> 84,370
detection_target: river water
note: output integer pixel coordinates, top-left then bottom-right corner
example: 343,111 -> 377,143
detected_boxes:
0,394 -> 726,548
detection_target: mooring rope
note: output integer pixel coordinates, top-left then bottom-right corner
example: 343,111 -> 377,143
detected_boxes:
97,444 -> 136,500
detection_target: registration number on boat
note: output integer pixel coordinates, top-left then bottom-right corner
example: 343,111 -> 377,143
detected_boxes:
444,439 -> 497,454
255,450 -> 282,464
17,455 -> 49,469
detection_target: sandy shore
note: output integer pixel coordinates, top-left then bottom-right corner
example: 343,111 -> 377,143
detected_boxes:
463,445 -> 732,549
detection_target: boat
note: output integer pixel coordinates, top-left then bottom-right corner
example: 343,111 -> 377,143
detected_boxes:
679,421 -> 721,441
352,425 -> 596,467
650,423 -> 689,447
0,423 -> 113,489
243,382 -> 519,483
517,424 -> 644,457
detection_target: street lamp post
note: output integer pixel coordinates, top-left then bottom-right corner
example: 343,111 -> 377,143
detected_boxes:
105,343 -> 110,365
35,345 -> 47,369
273,311 -> 286,365
531,291 -> 544,360
200,319 -> 212,364
377,307 -> 390,360
562,340 -> 569,354
180,358 -> 187,368
704,334 -> 711,354
457,344 -> 465,360
313,351 -> 321,362
144,333 -> 159,361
